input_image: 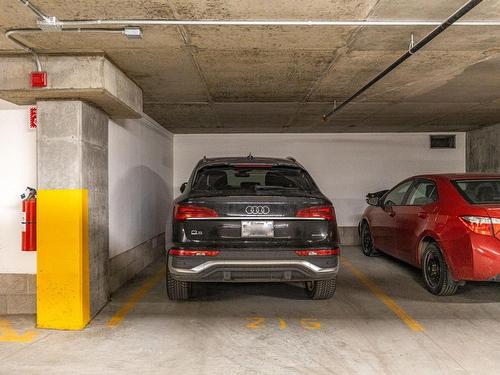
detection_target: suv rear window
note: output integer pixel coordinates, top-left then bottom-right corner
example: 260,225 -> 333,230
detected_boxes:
453,179 -> 500,204
192,166 -> 317,193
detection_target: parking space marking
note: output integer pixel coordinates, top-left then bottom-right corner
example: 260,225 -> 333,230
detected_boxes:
343,258 -> 424,332
0,319 -> 37,343
245,317 -> 321,330
279,318 -> 288,330
246,317 -> 266,329
300,318 -> 321,330
107,268 -> 165,327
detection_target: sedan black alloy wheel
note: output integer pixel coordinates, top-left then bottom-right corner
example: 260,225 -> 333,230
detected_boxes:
424,251 -> 441,288
361,223 -> 377,257
422,242 -> 459,296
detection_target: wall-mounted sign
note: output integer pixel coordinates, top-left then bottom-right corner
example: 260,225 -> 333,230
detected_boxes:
29,107 -> 37,129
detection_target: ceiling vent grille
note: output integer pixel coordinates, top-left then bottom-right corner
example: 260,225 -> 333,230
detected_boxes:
430,135 -> 456,149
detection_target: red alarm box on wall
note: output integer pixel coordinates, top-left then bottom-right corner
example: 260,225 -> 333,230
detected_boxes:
31,71 -> 47,88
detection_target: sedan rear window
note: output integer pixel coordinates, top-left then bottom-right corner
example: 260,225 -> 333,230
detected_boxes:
192,166 -> 317,193
453,179 -> 500,204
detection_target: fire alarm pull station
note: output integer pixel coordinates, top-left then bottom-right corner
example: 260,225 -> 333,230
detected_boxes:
31,71 -> 47,88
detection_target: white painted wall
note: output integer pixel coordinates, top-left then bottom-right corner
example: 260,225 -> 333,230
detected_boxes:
108,116 -> 174,258
0,104 -> 37,274
0,98 -> 174,272
0,106 -> 466,273
174,133 -> 466,227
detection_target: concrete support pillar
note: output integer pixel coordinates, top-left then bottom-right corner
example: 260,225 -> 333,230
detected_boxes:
0,54 -> 142,322
466,123 -> 500,173
37,100 -> 109,329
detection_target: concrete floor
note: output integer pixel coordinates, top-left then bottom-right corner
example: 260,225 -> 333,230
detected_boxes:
2,246 -> 500,375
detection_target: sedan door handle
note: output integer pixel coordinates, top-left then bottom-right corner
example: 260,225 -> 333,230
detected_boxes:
418,212 -> 428,219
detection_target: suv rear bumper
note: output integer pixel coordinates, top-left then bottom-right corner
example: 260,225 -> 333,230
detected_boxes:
167,251 -> 339,282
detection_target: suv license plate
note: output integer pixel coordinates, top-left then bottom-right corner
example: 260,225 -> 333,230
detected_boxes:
241,221 -> 274,238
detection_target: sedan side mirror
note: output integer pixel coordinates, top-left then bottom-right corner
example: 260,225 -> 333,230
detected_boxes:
367,197 -> 381,206
180,182 -> 187,193
366,189 -> 388,207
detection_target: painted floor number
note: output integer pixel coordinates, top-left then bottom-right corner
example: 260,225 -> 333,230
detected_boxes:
246,317 -> 321,330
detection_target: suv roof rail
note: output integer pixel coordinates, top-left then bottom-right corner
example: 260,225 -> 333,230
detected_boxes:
286,156 -> 297,163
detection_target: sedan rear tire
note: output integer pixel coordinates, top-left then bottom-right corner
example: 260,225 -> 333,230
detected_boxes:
305,276 -> 337,300
166,266 -> 191,300
421,242 -> 459,296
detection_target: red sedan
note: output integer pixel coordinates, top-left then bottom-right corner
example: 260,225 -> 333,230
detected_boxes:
360,174 -> 500,295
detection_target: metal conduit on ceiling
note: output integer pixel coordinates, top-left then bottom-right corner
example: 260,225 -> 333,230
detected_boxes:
9,0 -> 496,121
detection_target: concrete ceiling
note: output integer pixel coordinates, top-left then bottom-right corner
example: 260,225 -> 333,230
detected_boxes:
0,0 -> 500,133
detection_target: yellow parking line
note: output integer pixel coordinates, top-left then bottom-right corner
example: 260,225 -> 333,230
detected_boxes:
279,318 -> 288,330
107,268 -> 165,327
343,257 -> 424,332
0,319 -> 37,343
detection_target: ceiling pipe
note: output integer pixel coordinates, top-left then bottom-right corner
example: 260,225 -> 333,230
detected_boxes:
37,19 -> 500,27
12,1 -> 128,70
8,28 -> 131,37
5,28 -> 133,71
5,30 -> 42,71
322,0 -> 485,122
11,0 -> 496,78
10,0 -> 52,71
16,0 -> 500,28
18,0 -> 50,22
14,0 -> 500,28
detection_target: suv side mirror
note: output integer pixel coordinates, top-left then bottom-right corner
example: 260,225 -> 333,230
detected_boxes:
180,182 -> 187,193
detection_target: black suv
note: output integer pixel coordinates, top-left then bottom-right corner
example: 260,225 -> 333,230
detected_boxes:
167,156 -> 339,300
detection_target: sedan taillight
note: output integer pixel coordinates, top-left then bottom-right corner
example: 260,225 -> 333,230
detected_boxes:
494,219 -> 500,240
174,204 -> 218,221
460,216 -> 500,239
296,205 -> 335,221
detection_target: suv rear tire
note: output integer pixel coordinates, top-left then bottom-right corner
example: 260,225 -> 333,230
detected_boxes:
166,267 -> 191,300
421,242 -> 459,296
305,277 -> 337,299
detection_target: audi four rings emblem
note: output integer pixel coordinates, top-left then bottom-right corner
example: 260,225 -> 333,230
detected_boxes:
245,205 -> 270,215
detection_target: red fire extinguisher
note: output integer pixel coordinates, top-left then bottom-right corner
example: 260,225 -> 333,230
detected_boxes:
21,187 -> 37,252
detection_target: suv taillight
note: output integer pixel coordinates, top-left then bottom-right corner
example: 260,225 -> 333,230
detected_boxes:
295,249 -> 339,256
460,216 -> 500,239
170,249 -> 220,257
174,204 -> 218,221
296,205 -> 335,221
